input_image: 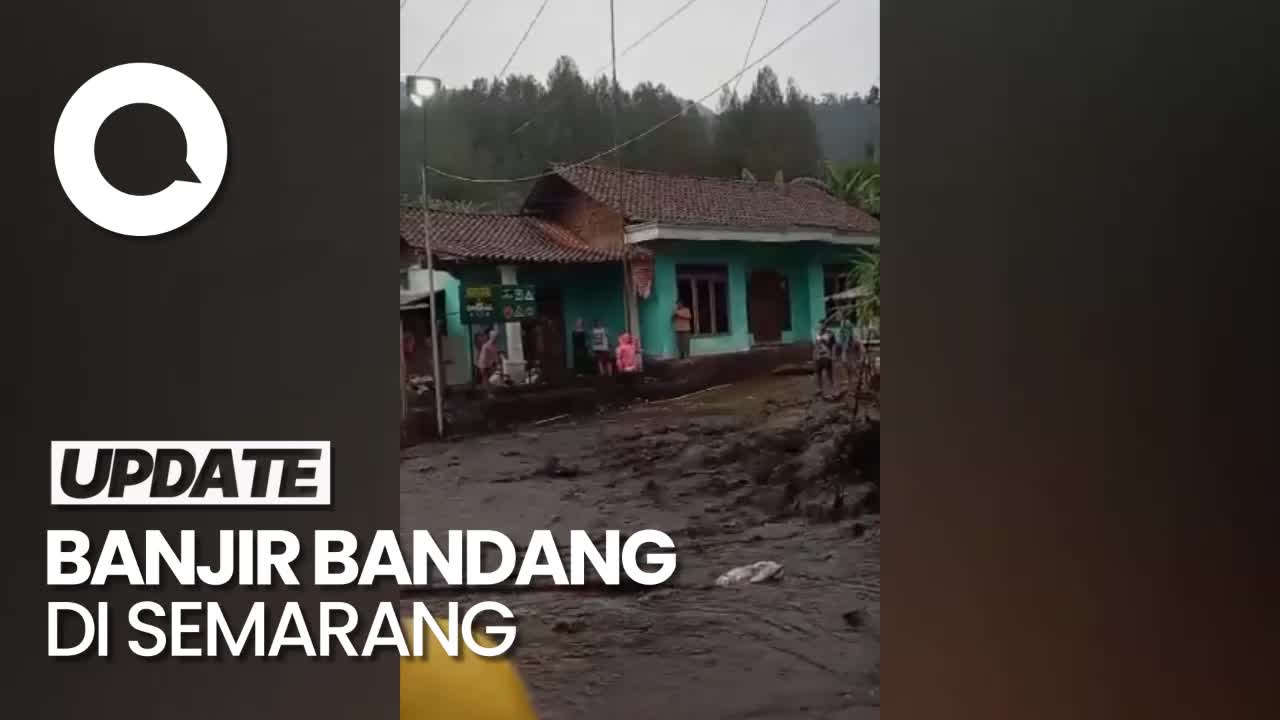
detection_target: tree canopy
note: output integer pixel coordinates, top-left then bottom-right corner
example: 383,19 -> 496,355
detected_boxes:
401,57 -> 880,210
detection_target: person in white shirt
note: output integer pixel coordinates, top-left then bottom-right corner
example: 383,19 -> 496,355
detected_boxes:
591,319 -> 613,376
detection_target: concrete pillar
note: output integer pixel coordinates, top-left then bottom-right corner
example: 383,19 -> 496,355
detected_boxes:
498,264 -> 526,383
807,260 -> 826,337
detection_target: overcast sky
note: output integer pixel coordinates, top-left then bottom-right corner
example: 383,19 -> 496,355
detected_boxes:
400,0 -> 879,105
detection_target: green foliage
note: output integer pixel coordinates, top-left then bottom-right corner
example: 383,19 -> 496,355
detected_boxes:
824,161 -> 880,218
400,195 -> 490,214
850,249 -> 880,330
401,62 -> 878,209
829,249 -> 879,332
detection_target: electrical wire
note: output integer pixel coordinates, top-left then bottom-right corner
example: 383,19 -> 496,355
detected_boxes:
732,0 -> 769,99
497,0 -> 552,79
508,0 -> 704,136
427,0 -> 844,184
411,0 -> 476,74
614,0 -> 700,65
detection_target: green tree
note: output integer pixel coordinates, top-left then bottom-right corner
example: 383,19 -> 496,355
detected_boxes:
400,58 -> 868,208
849,249 -> 880,331
824,161 -> 880,218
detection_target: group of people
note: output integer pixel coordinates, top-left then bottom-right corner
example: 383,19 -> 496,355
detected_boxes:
812,316 -> 866,397
571,318 -> 640,378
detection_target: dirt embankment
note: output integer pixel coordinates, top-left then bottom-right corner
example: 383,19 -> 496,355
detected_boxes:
400,373 -> 881,720
594,388 -> 880,530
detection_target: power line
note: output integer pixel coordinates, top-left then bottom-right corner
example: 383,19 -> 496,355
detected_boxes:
509,0 -> 703,137
614,0 -> 700,65
427,0 -> 844,185
411,0 -> 475,74
497,0 -> 552,79
732,0 -> 769,99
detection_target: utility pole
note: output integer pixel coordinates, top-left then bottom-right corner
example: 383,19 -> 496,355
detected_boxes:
609,0 -> 634,338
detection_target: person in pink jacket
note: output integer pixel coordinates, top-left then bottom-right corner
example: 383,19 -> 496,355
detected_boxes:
615,333 -> 639,371
615,332 -> 640,394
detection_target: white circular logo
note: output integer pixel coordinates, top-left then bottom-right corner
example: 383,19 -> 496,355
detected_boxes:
53,63 -> 227,237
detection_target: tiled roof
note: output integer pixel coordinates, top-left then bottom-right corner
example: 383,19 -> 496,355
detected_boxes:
399,208 -> 627,264
549,164 -> 880,234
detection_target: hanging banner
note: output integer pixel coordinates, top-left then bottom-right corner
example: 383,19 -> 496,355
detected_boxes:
497,284 -> 537,321
461,284 -> 537,324
631,255 -> 654,299
461,285 -> 497,325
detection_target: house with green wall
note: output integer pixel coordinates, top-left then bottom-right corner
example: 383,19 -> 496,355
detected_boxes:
399,207 -> 640,385
399,164 -> 878,384
522,164 -> 879,360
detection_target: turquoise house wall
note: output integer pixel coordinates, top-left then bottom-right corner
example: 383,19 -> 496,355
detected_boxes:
447,263 -> 626,367
637,240 -> 864,360
441,274 -> 463,339
520,263 -> 627,364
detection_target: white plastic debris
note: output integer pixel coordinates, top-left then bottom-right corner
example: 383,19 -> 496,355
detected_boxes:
715,560 -> 784,587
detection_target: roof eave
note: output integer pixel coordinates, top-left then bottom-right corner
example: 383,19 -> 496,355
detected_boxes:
624,222 -> 879,246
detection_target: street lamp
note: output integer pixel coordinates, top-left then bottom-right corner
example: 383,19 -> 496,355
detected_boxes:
407,75 -> 440,106
406,74 -> 445,438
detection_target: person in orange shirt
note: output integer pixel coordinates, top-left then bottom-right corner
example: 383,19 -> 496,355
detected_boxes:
671,300 -> 693,359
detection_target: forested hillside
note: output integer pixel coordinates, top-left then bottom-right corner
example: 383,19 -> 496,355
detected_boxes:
400,56 -> 879,210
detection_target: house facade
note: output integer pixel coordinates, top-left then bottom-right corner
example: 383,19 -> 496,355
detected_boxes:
400,164 -> 879,380
522,164 -> 880,361
399,208 -> 636,384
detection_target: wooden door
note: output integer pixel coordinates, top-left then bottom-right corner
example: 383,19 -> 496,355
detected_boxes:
534,287 -> 567,376
747,270 -> 786,343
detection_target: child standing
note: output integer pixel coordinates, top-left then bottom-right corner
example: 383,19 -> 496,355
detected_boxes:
591,319 -> 613,376
615,332 -> 640,395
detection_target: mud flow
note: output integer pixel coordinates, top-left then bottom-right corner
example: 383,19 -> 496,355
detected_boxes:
401,374 -> 880,720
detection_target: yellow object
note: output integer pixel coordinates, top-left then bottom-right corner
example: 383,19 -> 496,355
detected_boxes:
399,618 -> 538,720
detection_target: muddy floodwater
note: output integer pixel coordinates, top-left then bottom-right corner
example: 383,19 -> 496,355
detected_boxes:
400,374 -> 880,720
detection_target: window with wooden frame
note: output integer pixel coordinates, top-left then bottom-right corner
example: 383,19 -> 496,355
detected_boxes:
676,264 -> 730,336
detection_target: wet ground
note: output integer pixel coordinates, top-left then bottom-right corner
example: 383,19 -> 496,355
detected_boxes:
400,374 -> 880,720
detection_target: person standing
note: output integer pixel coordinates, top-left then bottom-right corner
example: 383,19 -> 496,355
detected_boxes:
571,317 -> 591,376
814,322 -> 837,396
615,332 -> 640,395
672,300 -> 693,359
591,319 -> 613,376
476,328 -> 502,387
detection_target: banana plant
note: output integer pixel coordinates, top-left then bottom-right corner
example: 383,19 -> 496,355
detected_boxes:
850,248 -> 879,331
824,162 -> 880,218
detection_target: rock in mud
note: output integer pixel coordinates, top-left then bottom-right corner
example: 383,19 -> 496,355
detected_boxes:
747,452 -> 785,484
797,485 -> 846,522
552,619 -> 586,634
540,456 -> 581,477
676,445 -> 704,466
771,362 -> 814,376
848,483 -> 879,515
842,608 -> 866,630
715,560 -> 784,587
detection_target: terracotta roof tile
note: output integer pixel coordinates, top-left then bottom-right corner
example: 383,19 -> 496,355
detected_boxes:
399,208 -> 628,264
550,164 -> 879,234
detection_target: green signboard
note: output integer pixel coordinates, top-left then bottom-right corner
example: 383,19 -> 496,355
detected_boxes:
461,284 -> 536,325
